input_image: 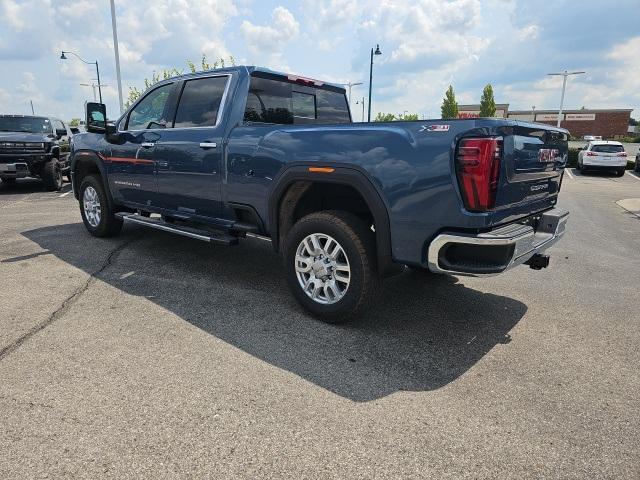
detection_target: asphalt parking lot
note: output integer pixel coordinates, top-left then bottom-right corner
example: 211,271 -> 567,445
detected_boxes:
1,171 -> 639,479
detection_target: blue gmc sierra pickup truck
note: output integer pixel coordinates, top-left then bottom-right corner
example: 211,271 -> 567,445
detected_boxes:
70,66 -> 569,322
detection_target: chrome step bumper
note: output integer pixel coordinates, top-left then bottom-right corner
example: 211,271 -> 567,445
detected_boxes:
427,208 -> 569,276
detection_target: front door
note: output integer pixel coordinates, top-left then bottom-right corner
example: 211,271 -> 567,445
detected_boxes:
107,82 -> 176,207
154,75 -> 230,219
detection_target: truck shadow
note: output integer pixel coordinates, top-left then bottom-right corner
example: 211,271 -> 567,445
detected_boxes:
22,222 -> 527,402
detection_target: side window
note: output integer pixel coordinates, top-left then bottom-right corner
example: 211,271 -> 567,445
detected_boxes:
173,76 -> 229,128
53,120 -> 66,137
126,83 -> 173,130
316,90 -> 350,123
244,76 -> 293,124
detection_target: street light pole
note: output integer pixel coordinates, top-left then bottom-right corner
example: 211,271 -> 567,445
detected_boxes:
547,70 -> 586,128
110,0 -> 124,114
367,44 -> 381,122
60,51 -> 103,103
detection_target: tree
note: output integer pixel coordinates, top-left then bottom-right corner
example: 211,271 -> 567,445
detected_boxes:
479,84 -> 496,117
124,55 -> 235,109
69,118 -> 81,127
630,117 -> 638,126
374,112 -> 397,122
398,113 -> 419,121
441,85 -> 458,119
374,112 -> 419,122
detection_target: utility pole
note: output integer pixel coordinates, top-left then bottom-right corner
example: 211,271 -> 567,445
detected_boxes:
110,0 -> 124,113
547,70 -> 586,128
30,100 -> 34,115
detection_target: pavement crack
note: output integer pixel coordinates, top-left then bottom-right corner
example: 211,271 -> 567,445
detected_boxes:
0,235 -> 140,362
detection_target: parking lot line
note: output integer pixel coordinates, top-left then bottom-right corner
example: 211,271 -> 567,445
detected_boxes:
565,168 -> 574,179
626,171 -> 640,182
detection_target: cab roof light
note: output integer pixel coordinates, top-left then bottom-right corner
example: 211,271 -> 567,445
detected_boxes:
308,167 -> 335,173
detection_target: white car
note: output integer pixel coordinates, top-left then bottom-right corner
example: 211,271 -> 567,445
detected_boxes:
582,135 -> 602,141
577,141 -> 628,176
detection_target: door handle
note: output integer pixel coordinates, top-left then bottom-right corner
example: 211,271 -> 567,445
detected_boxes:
199,142 -> 217,149
141,142 -> 155,148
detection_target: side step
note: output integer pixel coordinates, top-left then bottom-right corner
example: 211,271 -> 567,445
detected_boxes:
116,213 -> 239,245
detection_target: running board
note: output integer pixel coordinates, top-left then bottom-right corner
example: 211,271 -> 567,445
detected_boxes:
116,213 -> 239,245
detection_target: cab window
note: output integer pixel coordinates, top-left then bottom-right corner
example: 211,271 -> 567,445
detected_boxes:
126,83 -> 174,130
173,76 -> 228,128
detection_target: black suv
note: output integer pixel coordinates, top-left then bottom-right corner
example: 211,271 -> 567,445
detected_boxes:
0,115 -> 72,190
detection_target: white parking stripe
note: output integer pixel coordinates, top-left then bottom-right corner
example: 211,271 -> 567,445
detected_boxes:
626,171 -> 640,182
58,191 -> 72,197
565,168 -> 574,179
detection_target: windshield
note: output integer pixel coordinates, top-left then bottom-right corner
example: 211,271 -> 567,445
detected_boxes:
0,116 -> 53,134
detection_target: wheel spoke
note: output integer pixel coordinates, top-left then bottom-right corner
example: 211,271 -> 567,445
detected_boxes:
295,255 -> 312,273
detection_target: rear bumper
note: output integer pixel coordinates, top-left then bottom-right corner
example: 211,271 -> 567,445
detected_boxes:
427,207 -> 569,276
582,159 -> 627,167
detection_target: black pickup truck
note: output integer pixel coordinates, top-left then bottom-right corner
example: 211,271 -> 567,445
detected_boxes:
0,114 -> 72,190
70,66 -> 569,322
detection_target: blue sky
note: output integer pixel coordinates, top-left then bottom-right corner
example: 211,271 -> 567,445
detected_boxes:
0,0 -> 638,121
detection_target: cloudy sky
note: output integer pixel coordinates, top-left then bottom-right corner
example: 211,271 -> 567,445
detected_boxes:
0,0 -> 638,121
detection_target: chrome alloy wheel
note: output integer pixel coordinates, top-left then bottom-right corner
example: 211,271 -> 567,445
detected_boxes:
83,185 -> 101,227
295,233 -> 350,305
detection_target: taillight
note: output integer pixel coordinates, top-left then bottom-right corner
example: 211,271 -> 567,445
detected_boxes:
455,137 -> 502,212
586,151 -> 597,156
618,152 -> 628,157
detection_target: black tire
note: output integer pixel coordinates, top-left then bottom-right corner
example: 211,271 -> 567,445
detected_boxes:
42,159 -> 63,191
79,175 -> 123,237
616,168 -> 625,177
0,177 -> 17,185
576,160 -> 582,171
283,210 -> 379,323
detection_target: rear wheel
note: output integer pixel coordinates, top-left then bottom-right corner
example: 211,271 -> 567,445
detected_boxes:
616,168 -> 625,177
79,175 -> 123,237
42,159 -> 63,191
284,210 -> 379,323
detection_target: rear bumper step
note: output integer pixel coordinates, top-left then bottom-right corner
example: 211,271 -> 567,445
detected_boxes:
116,213 -> 239,245
427,207 -> 569,276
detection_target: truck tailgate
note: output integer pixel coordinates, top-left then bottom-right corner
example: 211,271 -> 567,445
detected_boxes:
494,124 -> 568,213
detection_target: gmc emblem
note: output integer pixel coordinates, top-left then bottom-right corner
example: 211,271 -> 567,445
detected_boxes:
538,148 -> 560,163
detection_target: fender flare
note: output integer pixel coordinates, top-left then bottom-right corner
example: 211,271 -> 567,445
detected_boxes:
268,165 -> 396,277
71,150 -> 113,208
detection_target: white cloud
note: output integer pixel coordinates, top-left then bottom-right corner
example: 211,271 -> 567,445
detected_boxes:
240,6 -> 299,68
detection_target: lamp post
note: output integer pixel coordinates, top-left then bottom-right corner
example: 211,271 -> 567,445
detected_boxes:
355,97 -> 366,122
110,0 -> 124,114
80,81 -> 109,102
367,44 -> 382,122
547,70 -> 586,128
337,81 -> 363,111
60,51 -> 103,103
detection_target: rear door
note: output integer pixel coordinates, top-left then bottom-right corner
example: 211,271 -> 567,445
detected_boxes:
154,74 -> 230,218
495,124 -> 568,210
108,82 -> 176,206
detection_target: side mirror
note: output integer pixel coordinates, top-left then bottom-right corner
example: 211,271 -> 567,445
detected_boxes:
55,128 -> 66,139
86,102 -> 107,133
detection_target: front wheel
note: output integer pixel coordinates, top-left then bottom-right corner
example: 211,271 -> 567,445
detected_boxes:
42,159 -> 63,191
79,175 -> 123,237
284,211 -> 379,323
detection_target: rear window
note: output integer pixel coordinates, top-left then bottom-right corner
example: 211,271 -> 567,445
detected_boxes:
591,144 -> 624,153
243,74 -> 350,125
